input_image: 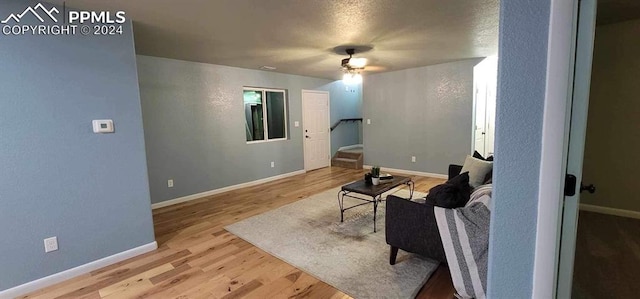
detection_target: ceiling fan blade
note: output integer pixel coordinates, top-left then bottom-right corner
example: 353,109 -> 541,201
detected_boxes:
362,65 -> 389,72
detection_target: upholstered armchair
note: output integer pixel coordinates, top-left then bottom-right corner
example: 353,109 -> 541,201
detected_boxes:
385,196 -> 447,264
384,164 -> 463,264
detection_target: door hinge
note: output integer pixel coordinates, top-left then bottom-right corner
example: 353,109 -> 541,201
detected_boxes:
564,174 -> 577,196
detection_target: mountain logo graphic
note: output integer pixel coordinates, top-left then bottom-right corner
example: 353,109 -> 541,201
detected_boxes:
1,3 -> 60,24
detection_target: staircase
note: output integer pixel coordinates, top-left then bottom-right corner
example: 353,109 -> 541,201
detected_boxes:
331,146 -> 363,169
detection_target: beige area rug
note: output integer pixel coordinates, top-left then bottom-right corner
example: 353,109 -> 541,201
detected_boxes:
225,185 -> 436,299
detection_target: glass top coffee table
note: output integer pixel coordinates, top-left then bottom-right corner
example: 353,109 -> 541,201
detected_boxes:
338,176 -> 414,232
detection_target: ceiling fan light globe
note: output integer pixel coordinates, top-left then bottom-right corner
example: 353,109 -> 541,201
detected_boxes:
348,58 -> 367,68
343,72 -> 362,85
353,73 -> 363,83
342,73 -> 352,83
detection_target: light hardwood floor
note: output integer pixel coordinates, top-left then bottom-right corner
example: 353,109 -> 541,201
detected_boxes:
21,167 -> 454,299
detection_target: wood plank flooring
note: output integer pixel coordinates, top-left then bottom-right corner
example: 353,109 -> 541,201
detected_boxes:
21,167 -> 454,299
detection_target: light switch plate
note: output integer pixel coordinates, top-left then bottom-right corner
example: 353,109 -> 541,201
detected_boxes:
294,121 -> 300,127
92,119 -> 114,133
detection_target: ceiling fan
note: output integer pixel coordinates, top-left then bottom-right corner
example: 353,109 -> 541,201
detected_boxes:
340,48 -> 368,84
342,48 -> 368,69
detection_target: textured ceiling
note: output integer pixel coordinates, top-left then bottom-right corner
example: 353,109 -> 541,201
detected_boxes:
48,0 -> 500,79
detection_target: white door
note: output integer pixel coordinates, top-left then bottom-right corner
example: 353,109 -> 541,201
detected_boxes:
557,0 -> 597,297
472,56 -> 498,156
302,90 -> 330,171
484,57 -> 497,156
473,79 -> 487,155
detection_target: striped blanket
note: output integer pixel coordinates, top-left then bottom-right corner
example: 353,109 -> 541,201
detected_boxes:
434,184 -> 492,299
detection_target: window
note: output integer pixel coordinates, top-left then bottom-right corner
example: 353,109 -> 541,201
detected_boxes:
243,87 -> 287,142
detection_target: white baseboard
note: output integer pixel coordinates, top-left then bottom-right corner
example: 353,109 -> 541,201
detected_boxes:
363,165 -> 447,179
337,144 -> 363,151
579,203 -> 640,220
0,241 -> 157,298
151,170 -> 306,209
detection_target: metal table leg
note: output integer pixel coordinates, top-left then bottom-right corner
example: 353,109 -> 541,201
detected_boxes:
373,195 -> 378,232
407,180 -> 415,199
338,190 -> 345,222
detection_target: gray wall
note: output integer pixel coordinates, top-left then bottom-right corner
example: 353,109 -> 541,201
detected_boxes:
581,19 -> 640,212
487,0 -> 550,297
0,0 -> 155,290
137,56 -> 361,204
362,59 -> 480,174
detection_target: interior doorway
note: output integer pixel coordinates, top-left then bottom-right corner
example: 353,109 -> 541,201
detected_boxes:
472,56 -> 498,157
569,15 -> 640,298
552,1 -> 640,297
302,90 -> 330,171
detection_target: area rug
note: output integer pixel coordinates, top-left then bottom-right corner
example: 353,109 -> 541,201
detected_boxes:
225,186 -> 437,299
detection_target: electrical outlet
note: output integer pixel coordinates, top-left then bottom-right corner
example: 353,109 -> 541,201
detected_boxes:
367,119 -> 371,125
270,161 -> 275,168
44,237 -> 58,253
411,156 -> 416,163
167,179 -> 174,188
294,121 -> 300,127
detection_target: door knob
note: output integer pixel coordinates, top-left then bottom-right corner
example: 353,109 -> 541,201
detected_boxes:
580,183 -> 596,194
305,135 -> 310,138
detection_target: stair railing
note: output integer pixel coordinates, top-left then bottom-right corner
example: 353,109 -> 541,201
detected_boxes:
330,118 -> 363,131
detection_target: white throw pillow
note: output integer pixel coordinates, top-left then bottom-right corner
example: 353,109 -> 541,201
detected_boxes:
460,155 -> 493,188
